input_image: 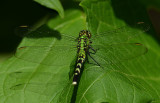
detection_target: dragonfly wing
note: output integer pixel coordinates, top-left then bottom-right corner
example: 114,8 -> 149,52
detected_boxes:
10,83 -> 65,96
88,43 -> 148,68
15,46 -> 77,66
16,25 -> 78,43
8,71 -> 71,96
91,22 -> 150,44
8,67 -> 103,97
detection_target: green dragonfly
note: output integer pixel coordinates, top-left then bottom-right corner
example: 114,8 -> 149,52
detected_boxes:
10,22 -> 149,96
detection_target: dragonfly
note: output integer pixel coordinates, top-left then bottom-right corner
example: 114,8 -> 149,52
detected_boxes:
9,22 -> 149,96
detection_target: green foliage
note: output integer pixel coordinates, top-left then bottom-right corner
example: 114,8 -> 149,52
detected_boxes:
0,0 -> 160,103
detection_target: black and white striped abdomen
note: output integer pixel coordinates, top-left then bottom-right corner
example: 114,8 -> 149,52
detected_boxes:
72,54 -> 86,85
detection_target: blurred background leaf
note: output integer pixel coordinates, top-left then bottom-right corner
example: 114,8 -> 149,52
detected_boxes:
34,0 -> 64,18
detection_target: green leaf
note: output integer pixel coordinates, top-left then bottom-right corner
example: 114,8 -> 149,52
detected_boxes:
0,0 -> 160,103
34,0 -> 64,18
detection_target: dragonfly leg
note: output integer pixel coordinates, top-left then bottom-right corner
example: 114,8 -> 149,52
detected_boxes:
87,51 -> 102,68
89,45 -> 99,54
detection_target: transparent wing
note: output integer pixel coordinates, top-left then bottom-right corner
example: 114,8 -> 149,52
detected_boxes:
10,83 -> 64,96
14,23 -> 149,66
15,25 -> 78,42
15,43 -> 147,67
7,68 -> 103,97
7,71 -> 71,96
15,46 -> 77,66
88,43 -> 148,68
15,22 -> 150,45
91,22 -> 150,44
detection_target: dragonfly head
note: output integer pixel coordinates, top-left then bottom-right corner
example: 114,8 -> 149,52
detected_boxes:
79,30 -> 91,38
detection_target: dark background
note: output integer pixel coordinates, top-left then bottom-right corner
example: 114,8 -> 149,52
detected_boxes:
0,0 -> 48,52
0,0 -> 49,62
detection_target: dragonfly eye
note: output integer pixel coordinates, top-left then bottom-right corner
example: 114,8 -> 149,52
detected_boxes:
79,30 -> 85,36
79,33 -> 82,36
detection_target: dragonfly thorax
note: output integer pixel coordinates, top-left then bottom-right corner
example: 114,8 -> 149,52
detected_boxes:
79,30 -> 91,38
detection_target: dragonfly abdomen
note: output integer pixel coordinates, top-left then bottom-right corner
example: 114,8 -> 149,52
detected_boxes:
72,53 -> 86,85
